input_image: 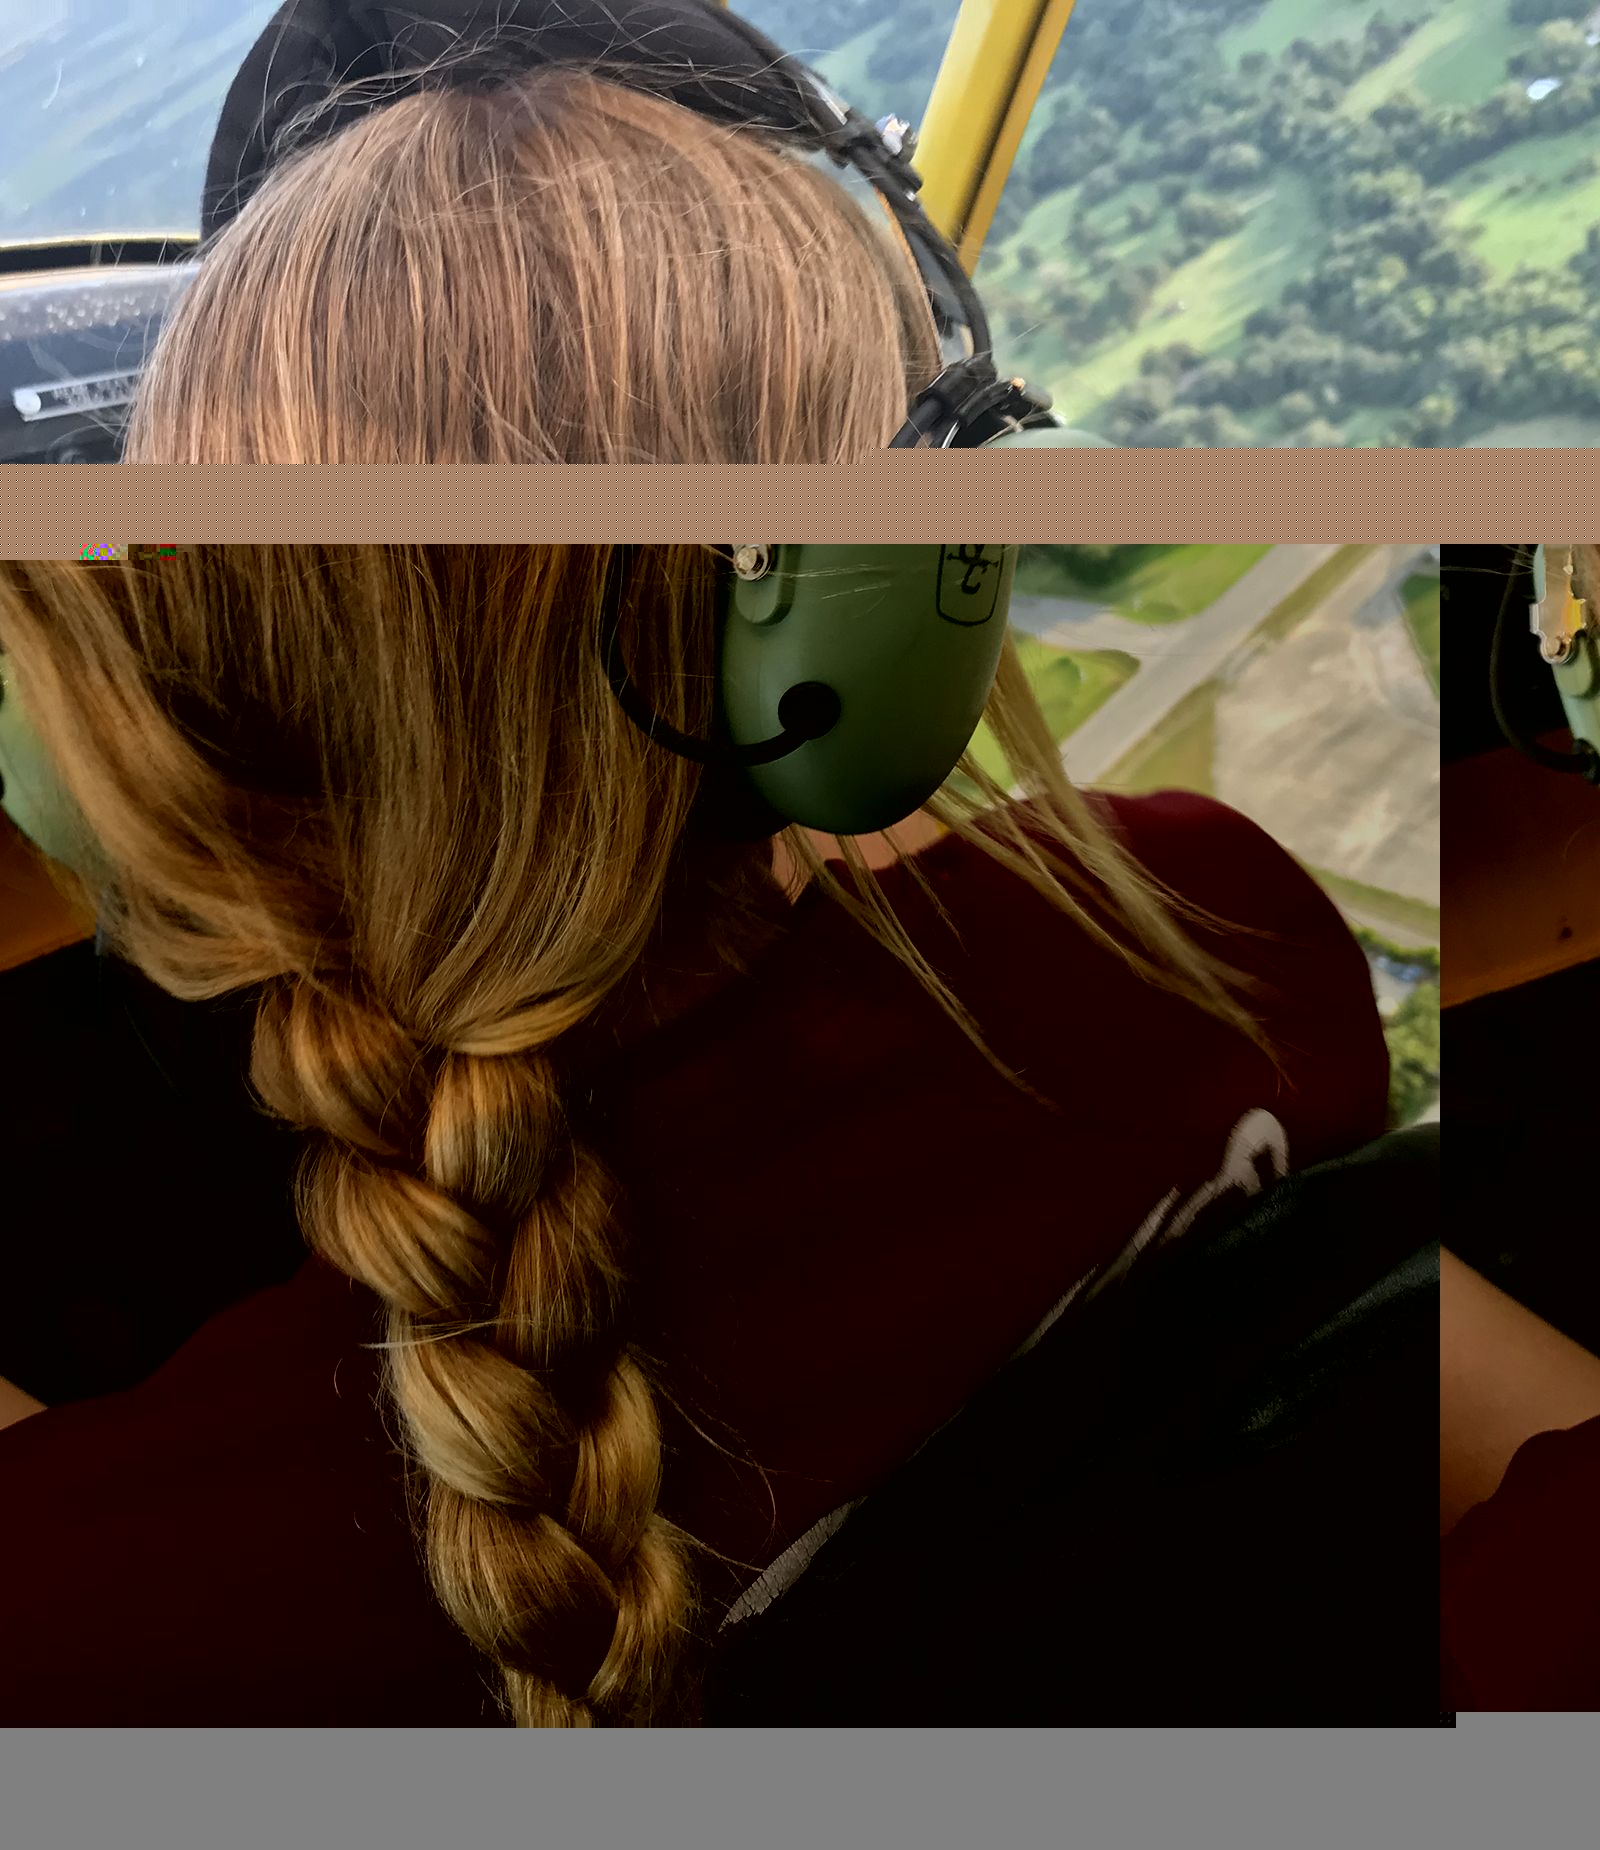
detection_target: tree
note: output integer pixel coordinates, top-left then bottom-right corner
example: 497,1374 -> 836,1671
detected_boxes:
1572,225 -> 1600,288
1188,356 -> 1244,407
1243,304 -> 1290,341
1131,407 -> 1211,447
1383,982 -> 1441,1127
1408,391 -> 1462,446
1175,193 -> 1247,240
1363,12 -> 1408,64
1414,243 -> 1486,290
1204,141 -> 1267,189
1101,270 -> 1156,330
1104,376 -> 1178,427
1533,18 -> 1593,67
1195,405 -> 1253,447
1336,166 -> 1427,224
1029,104 -> 1123,191
1438,337 -> 1513,410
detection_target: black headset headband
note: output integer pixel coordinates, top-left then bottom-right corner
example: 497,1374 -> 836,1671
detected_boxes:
201,0 -> 1057,448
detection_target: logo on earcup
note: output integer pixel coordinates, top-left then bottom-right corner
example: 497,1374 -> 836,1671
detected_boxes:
936,546 -> 1003,626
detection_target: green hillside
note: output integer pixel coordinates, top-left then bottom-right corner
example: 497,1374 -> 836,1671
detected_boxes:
970,0 -> 1600,447
1016,543 -> 1274,622
1443,123 -> 1600,275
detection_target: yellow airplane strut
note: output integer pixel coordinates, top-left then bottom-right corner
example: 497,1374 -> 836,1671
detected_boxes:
915,0 -> 1077,273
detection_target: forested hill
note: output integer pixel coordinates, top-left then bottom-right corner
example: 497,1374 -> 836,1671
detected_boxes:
746,0 -> 1600,449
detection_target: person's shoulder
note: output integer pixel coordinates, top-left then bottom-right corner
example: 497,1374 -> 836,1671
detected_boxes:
950,788 -> 1324,911
1076,785 -> 1291,862
930,788 -> 1372,984
1072,788 -> 1345,925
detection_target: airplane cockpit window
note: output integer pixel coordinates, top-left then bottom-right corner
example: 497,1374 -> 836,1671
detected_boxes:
0,2 -> 962,252
0,3 -> 283,245
738,1 -> 963,130
9,2 -> 1587,456
0,2 -> 976,464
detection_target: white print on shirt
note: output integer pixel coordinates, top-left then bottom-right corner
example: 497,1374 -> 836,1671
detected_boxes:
720,1109 -> 1293,1633
1009,1107 -> 1292,1362
719,1494 -> 866,1633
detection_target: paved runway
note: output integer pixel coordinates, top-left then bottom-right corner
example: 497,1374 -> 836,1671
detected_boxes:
1005,545 -> 1440,936
1211,545 -> 1439,909
1019,546 -> 1344,786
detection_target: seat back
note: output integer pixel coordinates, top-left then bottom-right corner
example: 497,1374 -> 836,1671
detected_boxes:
703,1125 -> 1440,1726
0,941 -> 303,1404
0,817 -> 93,976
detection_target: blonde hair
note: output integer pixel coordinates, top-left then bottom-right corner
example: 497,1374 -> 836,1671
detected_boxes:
128,67 -> 943,462
0,546 -> 1288,1726
5,50 -> 1294,1730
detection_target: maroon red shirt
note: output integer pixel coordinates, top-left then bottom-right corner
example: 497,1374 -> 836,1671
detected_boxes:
0,792 -> 1389,1723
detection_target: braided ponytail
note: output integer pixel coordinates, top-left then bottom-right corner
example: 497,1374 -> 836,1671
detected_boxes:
254,979 -> 699,1725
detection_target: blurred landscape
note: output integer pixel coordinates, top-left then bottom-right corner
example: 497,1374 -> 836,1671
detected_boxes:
3,1 -> 1594,447
749,0 -> 1600,448
0,4 -> 278,240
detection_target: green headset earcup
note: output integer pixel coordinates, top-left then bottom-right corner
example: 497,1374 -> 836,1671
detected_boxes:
0,660 -> 92,870
718,545 -> 1015,836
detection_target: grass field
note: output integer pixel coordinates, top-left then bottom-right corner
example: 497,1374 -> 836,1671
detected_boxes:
1103,543 -> 1276,624
1254,545 -> 1378,646
1339,407 -> 1401,448
1467,414 -> 1600,445
1008,173 -> 1320,421
1444,123 -> 1600,279
1026,542 -> 1437,958
1220,0 -> 1386,64
1308,866 -> 1442,947
0,10 -> 268,236
1218,0 -> 1521,112
1402,571 -> 1442,695
1015,543 -> 1274,622
1340,3 -> 1524,116
979,0 -> 1600,447
964,640 -> 1139,789
1102,679 -> 1222,797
